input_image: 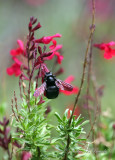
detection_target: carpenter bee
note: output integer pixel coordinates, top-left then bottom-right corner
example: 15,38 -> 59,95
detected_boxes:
34,72 -> 73,99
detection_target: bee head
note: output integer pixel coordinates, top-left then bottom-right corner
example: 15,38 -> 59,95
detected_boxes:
44,72 -> 56,85
45,72 -> 53,78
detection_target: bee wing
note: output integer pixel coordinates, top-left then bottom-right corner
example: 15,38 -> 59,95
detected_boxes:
33,82 -> 46,97
56,79 -> 73,91
55,80 -> 64,90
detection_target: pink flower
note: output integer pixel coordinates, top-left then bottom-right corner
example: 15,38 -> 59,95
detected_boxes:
21,151 -> 32,160
35,33 -> 62,44
7,40 -> 25,77
10,40 -> 24,56
49,42 -> 62,53
7,63 -> 22,77
49,39 -> 57,50
47,41 -> 63,64
55,52 -> 63,64
60,76 -> 79,95
35,33 -> 63,64
94,41 -> 115,59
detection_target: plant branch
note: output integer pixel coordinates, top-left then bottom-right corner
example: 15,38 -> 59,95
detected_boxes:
63,135 -> 71,160
7,148 -> 12,160
69,0 -> 95,126
86,36 -> 93,126
63,0 -> 95,159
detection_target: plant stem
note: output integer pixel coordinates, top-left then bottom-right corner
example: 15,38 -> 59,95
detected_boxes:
69,0 -> 95,126
86,36 -> 93,127
63,0 -> 95,159
86,19 -> 98,159
63,135 -> 71,160
7,149 -> 11,160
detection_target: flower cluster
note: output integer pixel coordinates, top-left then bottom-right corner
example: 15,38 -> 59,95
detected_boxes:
7,17 -> 63,80
94,41 -> 115,59
7,40 -> 25,76
7,16 -> 78,97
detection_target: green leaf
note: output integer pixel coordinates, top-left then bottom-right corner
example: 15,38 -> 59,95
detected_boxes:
51,138 -> 63,144
19,109 -> 28,117
63,109 -> 69,121
80,120 -> 89,127
75,153 -> 86,158
75,132 -> 81,137
74,115 -> 84,126
55,112 -> 62,122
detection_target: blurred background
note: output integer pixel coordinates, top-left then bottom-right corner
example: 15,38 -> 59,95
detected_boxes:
0,0 -> 115,119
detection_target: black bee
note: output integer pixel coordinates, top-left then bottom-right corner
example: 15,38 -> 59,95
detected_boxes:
34,72 -> 73,99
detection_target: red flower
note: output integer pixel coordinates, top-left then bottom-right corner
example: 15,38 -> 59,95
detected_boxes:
10,40 -> 24,56
7,63 -> 22,77
67,105 -> 80,119
49,39 -> 57,50
55,52 -> 63,64
36,33 -> 62,44
94,41 -> 115,59
45,39 -> 63,64
21,151 -> 32,160
35,33 -> 63,64
60,76 -> 79,95
7,40 -> 25,77
47,44 -> 63,64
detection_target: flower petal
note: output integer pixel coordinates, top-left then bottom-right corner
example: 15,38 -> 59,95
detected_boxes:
104,52 -> 112,59
49,39 -> 57,50
60,86 -> 79,95
108,41 -> 115,46
55,52 -> 63,64
17,40 -> 24,51
7,67 -> 14,76
51,44 -> 63,52
64,76 -> 75,83
94,41 -> 115,59
10,40 -> 24,56
12,56 -> 22,65
6,63 -> 21,77
94,43 -> 106,50
36,33 -> 62,44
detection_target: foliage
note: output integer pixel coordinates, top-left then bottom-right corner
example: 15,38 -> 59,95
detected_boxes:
53,112 -> 88,159
0,0 -> 115,159
11,82 -> 88,159
12,83 -> 52,159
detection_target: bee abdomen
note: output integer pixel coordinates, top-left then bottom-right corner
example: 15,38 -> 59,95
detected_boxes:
45,86 -> 59,99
